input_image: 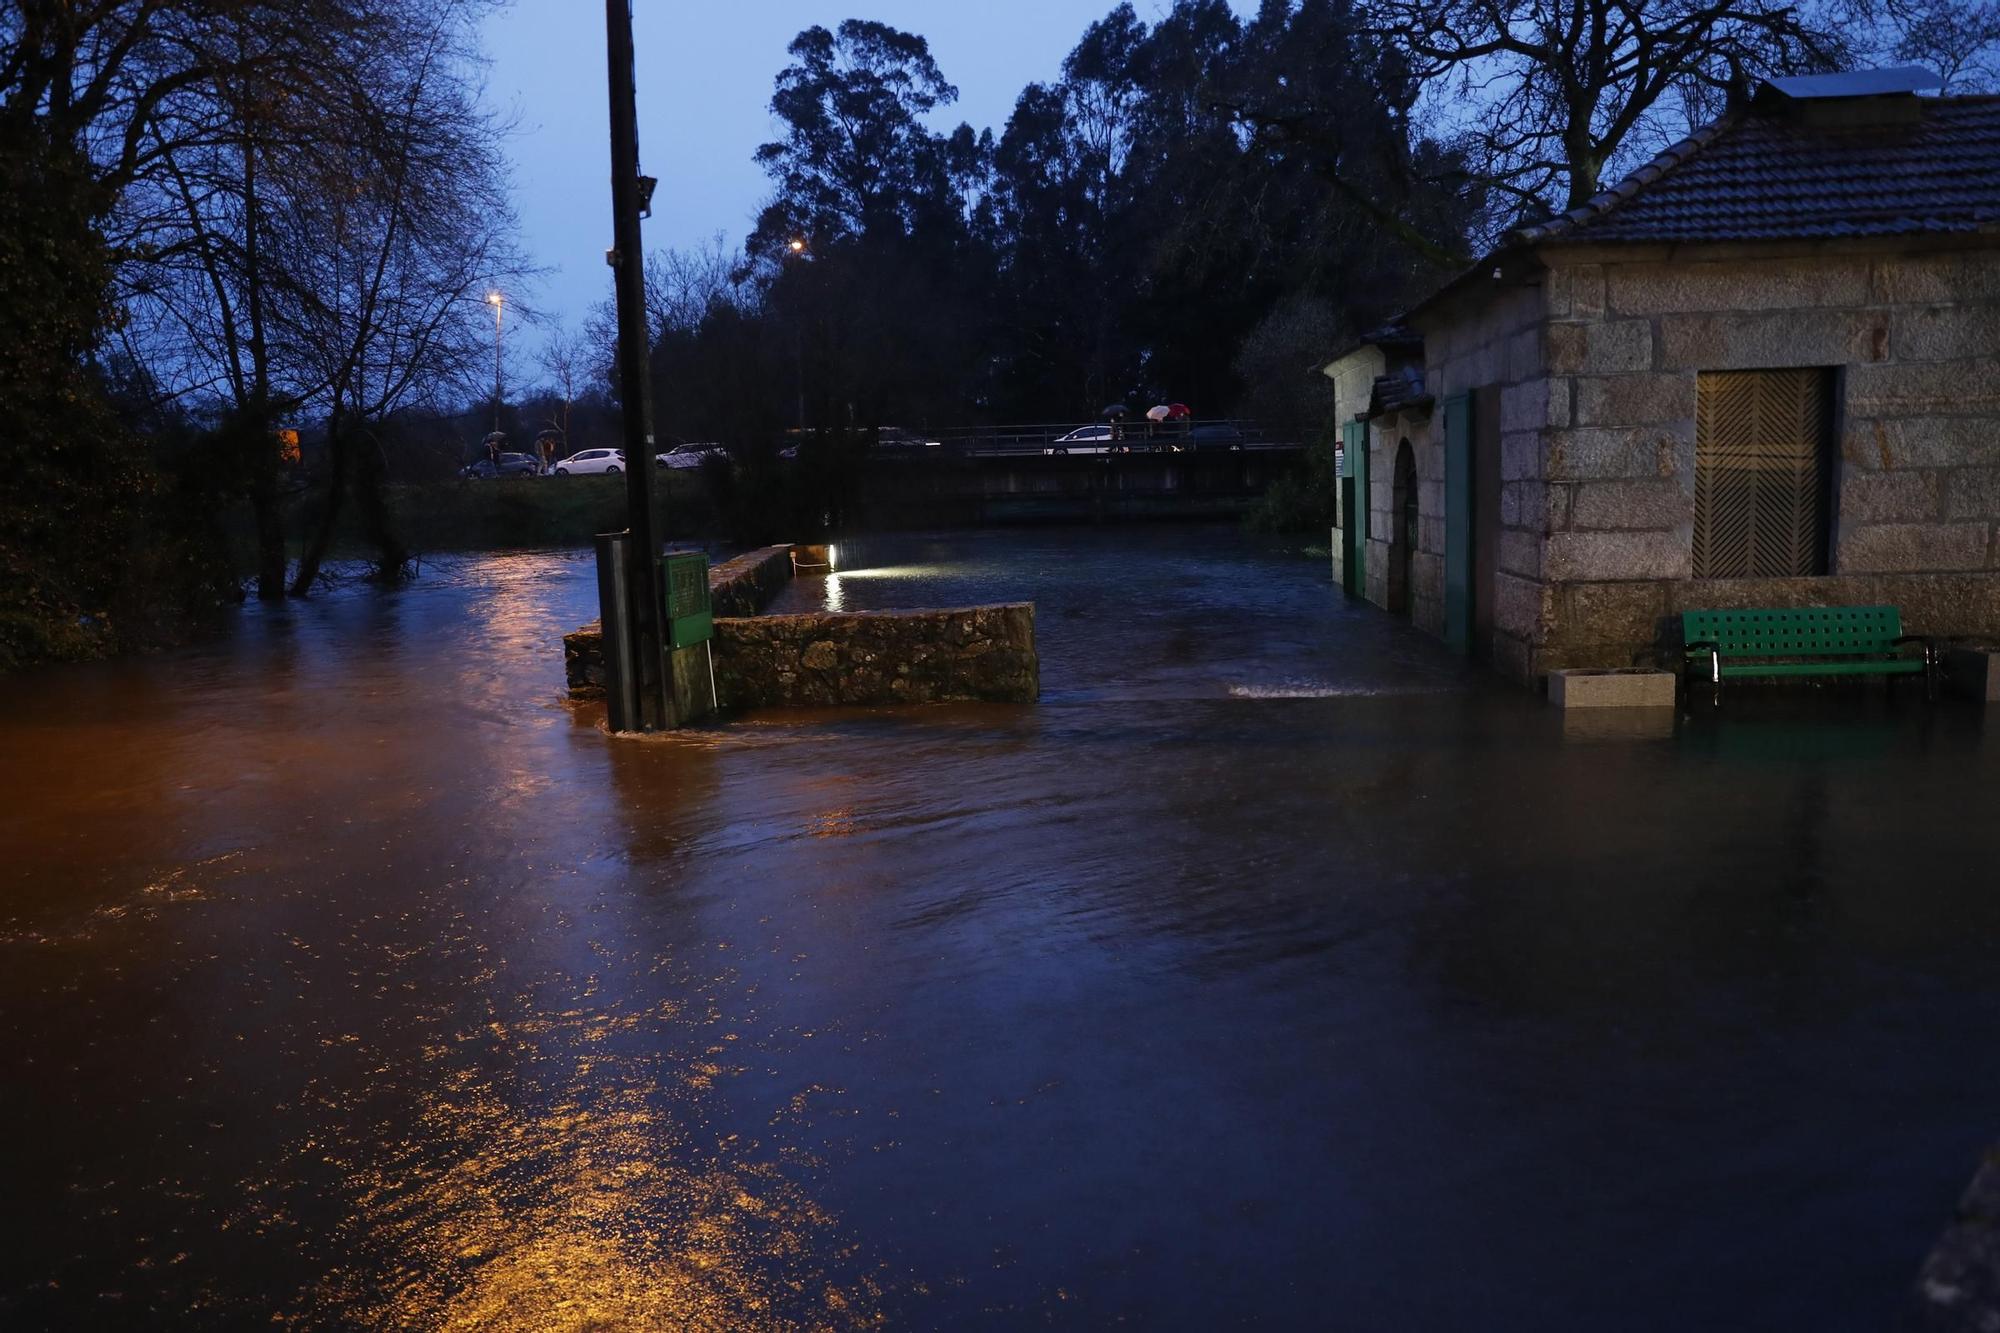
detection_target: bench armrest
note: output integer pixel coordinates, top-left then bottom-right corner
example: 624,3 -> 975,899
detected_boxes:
1684,639 -> 1719,656
1891,635 -> 1932,648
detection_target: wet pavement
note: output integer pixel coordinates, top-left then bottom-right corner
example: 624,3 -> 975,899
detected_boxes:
3,525 -> 1998,1330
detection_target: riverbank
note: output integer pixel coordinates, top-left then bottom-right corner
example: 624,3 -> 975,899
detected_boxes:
258,471 -> 716,567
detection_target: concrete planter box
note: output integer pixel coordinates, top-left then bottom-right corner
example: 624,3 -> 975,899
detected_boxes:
1947,646 -> 2000,703
1548,667 -> 1677,710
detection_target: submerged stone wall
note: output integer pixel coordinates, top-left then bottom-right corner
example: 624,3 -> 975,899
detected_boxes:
708,543 -> 797,616
714,604 -> 1037,708
563,542 -> 798,700
560,540 -> 1037,710
565,604 -> 1038,708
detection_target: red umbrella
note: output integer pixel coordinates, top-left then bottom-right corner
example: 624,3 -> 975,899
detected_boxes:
1165,402 -> 1191,420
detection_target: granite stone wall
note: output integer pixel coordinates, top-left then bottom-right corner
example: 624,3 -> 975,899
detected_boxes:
1525,241 -> 2000,673
713,604 -> 1038,708
707,543 -> 798,616
566,604 -> 1038,709
1388,239 -> 2000,682
1401,282 -> 1550,673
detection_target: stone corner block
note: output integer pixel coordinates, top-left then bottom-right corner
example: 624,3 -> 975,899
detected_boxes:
1547,667 -> 1678,709
1946,646 -> 2000,703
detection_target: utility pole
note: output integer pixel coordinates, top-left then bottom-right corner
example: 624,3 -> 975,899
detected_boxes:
602,0 -> 670,730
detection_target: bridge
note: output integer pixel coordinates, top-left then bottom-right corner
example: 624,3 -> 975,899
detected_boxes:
850,420 -> 1312,526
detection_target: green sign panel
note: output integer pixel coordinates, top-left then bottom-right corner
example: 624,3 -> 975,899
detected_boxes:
662,551 -> 713,649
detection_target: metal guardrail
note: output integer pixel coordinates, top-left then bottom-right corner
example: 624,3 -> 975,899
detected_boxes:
926,419 -> 1305,457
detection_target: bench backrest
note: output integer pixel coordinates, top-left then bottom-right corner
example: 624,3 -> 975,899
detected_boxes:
1682,606 -> 1904,658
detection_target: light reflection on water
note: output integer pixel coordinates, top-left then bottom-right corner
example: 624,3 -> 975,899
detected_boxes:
2,528 -> 1999,1330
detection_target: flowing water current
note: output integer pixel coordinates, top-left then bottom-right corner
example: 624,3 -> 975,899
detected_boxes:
4,526 -> 1999,1330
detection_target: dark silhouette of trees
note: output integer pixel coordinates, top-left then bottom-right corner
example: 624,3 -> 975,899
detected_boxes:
633,4 -> 1479,434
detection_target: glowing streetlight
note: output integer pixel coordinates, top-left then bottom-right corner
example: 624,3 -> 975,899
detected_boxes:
486,290 -> 505,433
783,240 -> 808,427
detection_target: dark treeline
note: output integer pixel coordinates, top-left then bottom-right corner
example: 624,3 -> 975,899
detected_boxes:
625,0 -> 1995,449
4,0 -> 1994,668
635,3 -> 1473,445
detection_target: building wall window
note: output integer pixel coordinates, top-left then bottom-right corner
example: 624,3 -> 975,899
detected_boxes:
1692,368 -> 1835,579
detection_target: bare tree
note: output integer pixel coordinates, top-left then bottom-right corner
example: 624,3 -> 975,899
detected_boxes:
1367,0 -> 1851,239
8,0 -> 518,597
278,4 -> 524,592
1863,0 -> 2000,90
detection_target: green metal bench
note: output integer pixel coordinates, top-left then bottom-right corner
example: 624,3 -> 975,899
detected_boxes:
1682,605 -> 1936,701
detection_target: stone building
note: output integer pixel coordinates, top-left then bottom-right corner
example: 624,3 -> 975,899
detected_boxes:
1324,71 -> 2000,684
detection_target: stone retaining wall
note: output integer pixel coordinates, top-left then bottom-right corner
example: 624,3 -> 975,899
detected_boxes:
565,604 -> 1038,708
564,540 -> 1038,712
714,604 -> 1037,708
708,543 -> 797,616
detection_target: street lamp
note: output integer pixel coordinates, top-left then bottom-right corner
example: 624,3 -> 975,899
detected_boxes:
783,239 -> 808,428
487,290 -> 505,434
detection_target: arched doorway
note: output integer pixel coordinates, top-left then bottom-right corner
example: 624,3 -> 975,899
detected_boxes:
1388,438 -> 1417,614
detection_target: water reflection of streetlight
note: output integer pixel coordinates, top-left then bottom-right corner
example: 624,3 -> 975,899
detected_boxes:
486,290 -> 506,433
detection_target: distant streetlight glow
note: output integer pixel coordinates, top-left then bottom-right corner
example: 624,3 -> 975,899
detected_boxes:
487,290 -> 505,433
783,242 -> 808,428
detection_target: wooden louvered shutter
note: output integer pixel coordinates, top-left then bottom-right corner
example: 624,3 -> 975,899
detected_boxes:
1693,369 -> 1833,579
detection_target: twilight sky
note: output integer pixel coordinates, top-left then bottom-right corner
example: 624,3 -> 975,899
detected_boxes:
479,1 -> 1253,358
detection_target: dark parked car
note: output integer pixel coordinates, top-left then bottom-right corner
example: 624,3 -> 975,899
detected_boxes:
1188,423 -> 1245,451
461,451 -> 540,478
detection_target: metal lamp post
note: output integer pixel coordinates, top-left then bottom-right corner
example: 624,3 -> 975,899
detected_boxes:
786,237 -> 807,430
486,290 -> 504,435
597,0 -> 671,732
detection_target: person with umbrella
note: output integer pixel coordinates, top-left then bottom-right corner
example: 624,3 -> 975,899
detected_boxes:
1102,402 -> 1129,446
534,428 -> 563,475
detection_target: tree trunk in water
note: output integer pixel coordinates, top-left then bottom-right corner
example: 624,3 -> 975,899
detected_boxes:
354,429 -> 408,582
248,466 -> 287,599
289,405 -> 349,596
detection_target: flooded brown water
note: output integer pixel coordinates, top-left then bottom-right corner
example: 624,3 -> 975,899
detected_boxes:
3,526 -> 1999,1330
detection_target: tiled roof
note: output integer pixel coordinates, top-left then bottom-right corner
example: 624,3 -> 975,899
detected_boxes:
1514,94 -> 2000,245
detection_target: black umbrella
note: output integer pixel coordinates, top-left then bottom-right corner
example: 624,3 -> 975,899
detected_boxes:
1101,403 -> 1129,419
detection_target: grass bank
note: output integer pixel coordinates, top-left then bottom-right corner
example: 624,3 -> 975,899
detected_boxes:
284,472 -> 718,563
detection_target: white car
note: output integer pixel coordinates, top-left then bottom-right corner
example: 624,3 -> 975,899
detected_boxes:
553,448 -> 624,476
1045,425 -> 1113,455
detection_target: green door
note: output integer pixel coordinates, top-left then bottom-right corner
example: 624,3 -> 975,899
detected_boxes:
1442,393 -> 1473,655
1342,420 -> 1367,596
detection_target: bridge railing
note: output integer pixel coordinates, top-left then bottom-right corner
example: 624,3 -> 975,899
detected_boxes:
929,419 -> 1306,456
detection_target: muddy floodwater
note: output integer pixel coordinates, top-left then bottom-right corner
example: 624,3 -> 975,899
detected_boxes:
5,525 -> 2000,1330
